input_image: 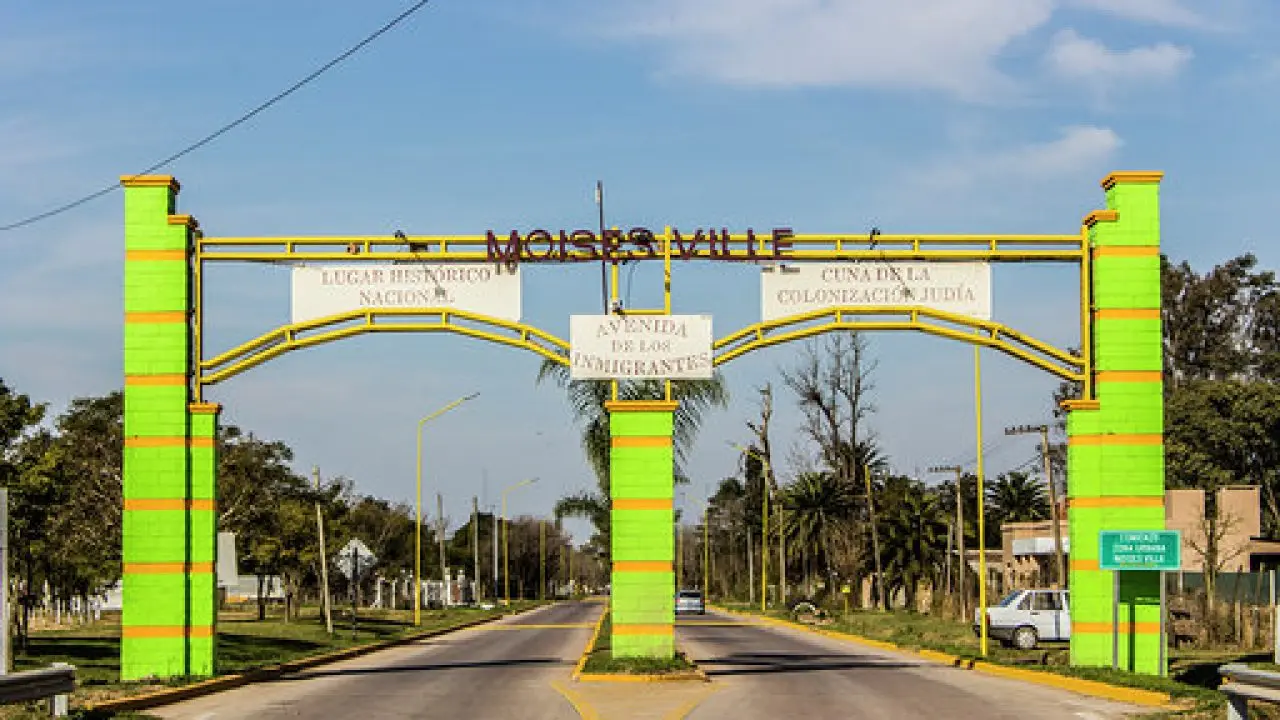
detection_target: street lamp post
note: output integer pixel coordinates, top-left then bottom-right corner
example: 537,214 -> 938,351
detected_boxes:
415,392 -> 480,626
502,478 -> 538,605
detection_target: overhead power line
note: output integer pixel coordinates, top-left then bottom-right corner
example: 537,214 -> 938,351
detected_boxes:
0,0 -> 432,233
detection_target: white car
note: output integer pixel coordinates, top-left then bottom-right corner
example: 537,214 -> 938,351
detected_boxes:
675,589 -> 705,615
975,589 -> 1070,650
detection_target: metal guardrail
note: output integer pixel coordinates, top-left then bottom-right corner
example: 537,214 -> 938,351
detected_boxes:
0,663 -> 75,717
1219,663 -> 1280,719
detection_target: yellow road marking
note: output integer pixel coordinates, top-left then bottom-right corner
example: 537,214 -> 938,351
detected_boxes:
551,680 -> 600,720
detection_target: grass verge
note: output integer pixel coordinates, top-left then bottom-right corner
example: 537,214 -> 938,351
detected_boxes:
579,613 -> 697,675
3,602 -> 541,718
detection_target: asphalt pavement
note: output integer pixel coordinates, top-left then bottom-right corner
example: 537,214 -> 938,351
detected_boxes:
151,601 -> 601,720
149,603 -> 1156,719
676,611 -> 1151,720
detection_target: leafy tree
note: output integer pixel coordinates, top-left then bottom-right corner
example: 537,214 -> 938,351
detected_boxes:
218,426 -> 308,620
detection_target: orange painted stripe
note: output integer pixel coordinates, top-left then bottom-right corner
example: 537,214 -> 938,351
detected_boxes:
611,436 -> 672,448
1093,246 -> 1159,258
124,374 -> 187,386
1071,559 -> 1100,571
124,436 -> 214,449
125,498 -> 217,511
1059,399 -> 1100,412
125,436 -> 186,448
612,624 -> 674,637
1097,371 -> 1162,383
614,561 -> 673,573
1083,209 -> 1119,227
1068,434 -> 1162,447
121,175 -> 179,190
1074,622 -> 1162,635
1095,308 -> 1159,320
126,249 -> 187,261
124,562 -> 215,575
122,625 -> 214,639
125,311 -> 188,324
1070,496 -> 1164,509
613,498 -> 672,511
604,401 -> 679,413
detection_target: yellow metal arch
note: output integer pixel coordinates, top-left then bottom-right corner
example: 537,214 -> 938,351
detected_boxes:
713,306 -> 1083,382
199,308 -> 570,387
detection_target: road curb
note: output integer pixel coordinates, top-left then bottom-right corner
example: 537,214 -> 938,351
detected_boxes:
710,605 -> 1174,709
85,604 -> 548,715
571,606 -> 710,684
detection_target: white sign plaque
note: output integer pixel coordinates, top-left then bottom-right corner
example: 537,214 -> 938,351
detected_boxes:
761,262 -> 991,322
334,538 -> 377,579
291,263 -> 521,324
570,315 -> 713,380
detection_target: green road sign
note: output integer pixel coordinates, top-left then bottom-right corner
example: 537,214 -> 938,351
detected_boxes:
1099,530 -> 1181,571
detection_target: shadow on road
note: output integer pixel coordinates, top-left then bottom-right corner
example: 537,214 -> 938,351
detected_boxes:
273,656 -> 571,682
699,652 -> 922,677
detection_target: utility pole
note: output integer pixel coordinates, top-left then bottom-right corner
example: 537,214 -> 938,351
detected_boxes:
778,500 -> 786,607
930,465 -> 965,619
492,507 -> 499,602
703,505 -> 711,600
676,490 -> 686,591
1006,424 -> 1066,588
472,497 -> 480,601
437,493 -> 448,607
313,467 -> 333,635
1,488 -> 9,674
539,520 -> 546,601
864,463 -> 885,610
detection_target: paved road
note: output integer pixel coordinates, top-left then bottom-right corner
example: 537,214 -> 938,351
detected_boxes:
151,604 -> 1155,719
676,612 -> 1150,720
153,602 -> 601,720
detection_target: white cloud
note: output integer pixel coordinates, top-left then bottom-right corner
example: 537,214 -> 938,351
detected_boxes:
1066,0 -> 1207,28
1045,29 -> 1193,83
595,0 -> 1056,101
911,125 -> 1122,190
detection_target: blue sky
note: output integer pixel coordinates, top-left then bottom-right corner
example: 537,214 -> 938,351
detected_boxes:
2,0 -> 1278,543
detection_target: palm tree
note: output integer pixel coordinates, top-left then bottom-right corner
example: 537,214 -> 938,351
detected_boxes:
874,479 -> 949,611
537,359 -> 729,546
987,470 -> 1049,525
782,471 -> 856,596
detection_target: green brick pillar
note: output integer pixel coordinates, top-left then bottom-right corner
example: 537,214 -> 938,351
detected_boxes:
121,175 -> 198,679
188,402 -> 220,676
606,400 -> 677,658
1066,171 -> 1166,674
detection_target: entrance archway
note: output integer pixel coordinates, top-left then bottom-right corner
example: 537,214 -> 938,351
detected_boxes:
119,171 -> 1164,678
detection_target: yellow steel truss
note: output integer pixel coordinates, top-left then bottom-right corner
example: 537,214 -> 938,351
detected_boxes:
193,231 -> 1090,394
199,308 -> 569,387
713,306 -> 1083,382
